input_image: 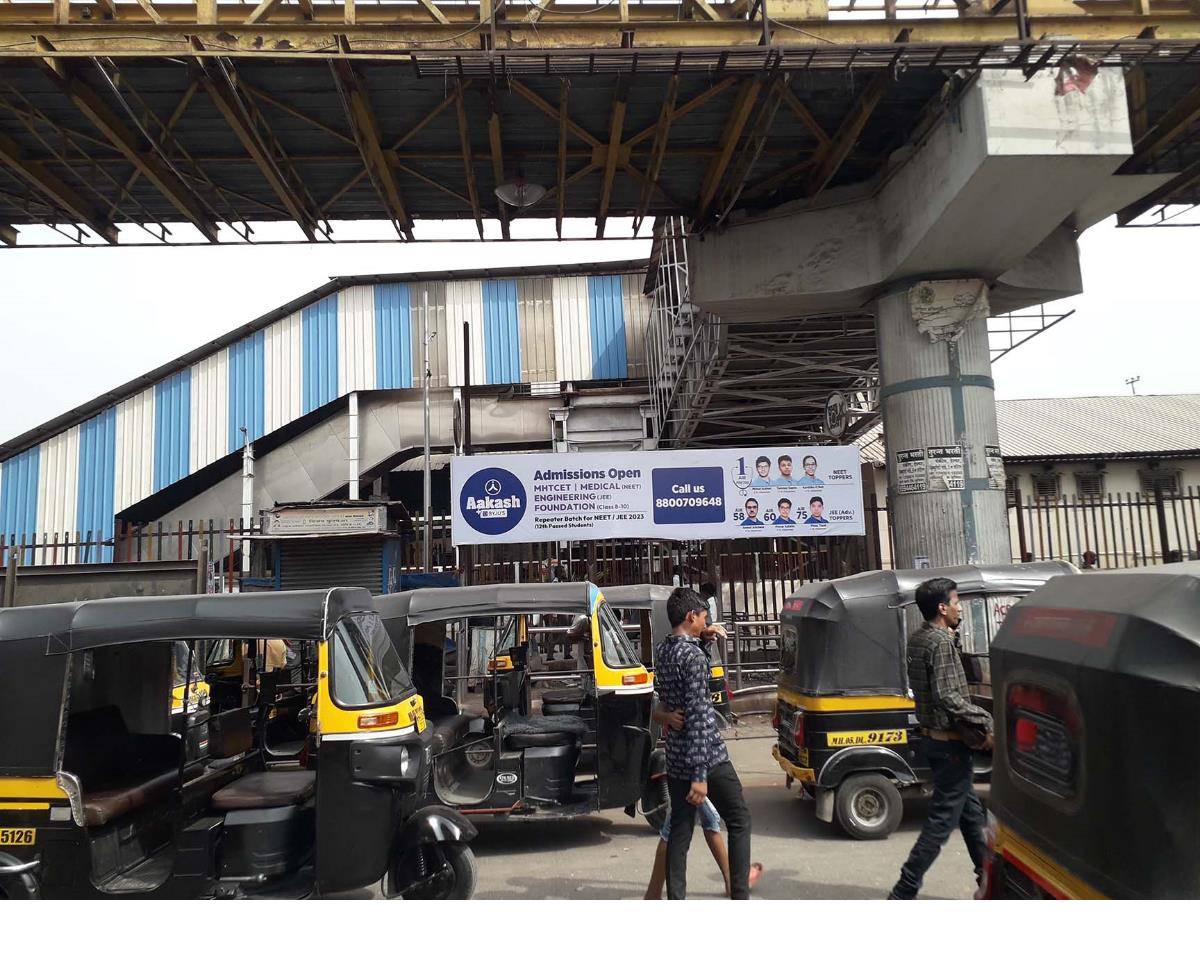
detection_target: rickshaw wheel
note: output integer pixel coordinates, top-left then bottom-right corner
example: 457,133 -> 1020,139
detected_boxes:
436,843 -> 477,900
834,774 -> 903,841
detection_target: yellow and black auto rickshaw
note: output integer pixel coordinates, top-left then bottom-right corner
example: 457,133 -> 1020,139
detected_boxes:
603,584 -> 732,724
376,582 -> 658,827
0,588 -> 477,899
979,562 -> 1200,899
771,562 -> 1075,840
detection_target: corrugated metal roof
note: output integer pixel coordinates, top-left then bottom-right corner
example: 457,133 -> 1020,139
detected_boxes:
997,395 -> 1200,460
857,394 -> 1200,466
0,260 -> 648,461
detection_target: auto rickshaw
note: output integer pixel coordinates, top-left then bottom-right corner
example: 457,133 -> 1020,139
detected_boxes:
0,588 -> 477,899
771,561 -> 1076,840
603,584 -> 732,724
376,583 -> 659,828
979,562 -> 1200,899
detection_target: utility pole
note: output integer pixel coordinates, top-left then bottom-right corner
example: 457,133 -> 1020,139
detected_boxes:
1125,375 -> 1141,395
240,426 -> 254,580
422,286 -> 434,573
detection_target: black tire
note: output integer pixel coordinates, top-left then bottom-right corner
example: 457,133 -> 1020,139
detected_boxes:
436,843 -> 477,900
642,776 -> 669,832
834,774 -> 903,840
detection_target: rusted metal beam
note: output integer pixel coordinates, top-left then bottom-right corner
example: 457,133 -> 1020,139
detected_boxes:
241,83 -> 355,146
713,73 -> 788,227
626,76 -> 737,149
108,79 -> 196,217
416,0 -> 450,24
3,17 -> 1200,55
131,0 -> 165,25
556,77 -> 567,239
694,76 -> 761,224
487,85 -> 510,240
1121,78 -> 1200,172
0,223 -> 17,245
245,0 -> 285,25
42,54 -> 219,239
454,81 -> 484,239
804,67 -> 891,199
195,47 -> 322,239
596,77 -> 628,238
632,72 -> 678,235
0,129 -> 119,241
330,58 -> 412,238
510,79 -> 601,149
1118,155 -> 1200,225
780,83 -> 830,148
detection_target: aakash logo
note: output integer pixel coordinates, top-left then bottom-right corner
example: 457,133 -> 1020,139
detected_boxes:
460,467 -> 526,535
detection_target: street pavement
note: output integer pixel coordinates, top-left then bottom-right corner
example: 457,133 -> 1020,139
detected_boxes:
465,720 -> 979,900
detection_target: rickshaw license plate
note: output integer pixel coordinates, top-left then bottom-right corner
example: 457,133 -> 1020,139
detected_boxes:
0,828 -> 35,846
827,729 -> 907,747
413,704 -> 426,731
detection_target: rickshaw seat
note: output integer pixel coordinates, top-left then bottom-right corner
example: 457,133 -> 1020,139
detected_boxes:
63,707 -> 185,827
81,770 -> 181,828
429,713 -> 472,757
210,770 -> 316,811
540,688 -> 585,705
501,714 -> 588,750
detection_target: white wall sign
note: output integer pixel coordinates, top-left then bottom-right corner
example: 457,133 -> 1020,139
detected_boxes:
450,446 -> 865,546
263,506 -> 386,536
927,445 -> 965,491
895,449 -> 928,494
985,445 -> 1006,491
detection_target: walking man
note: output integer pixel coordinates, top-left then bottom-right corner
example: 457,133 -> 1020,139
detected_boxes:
889,577 -> 992,899
655,587 -> 753,899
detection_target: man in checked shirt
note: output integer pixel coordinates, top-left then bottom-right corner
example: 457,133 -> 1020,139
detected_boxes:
655,587 -> 753,899
888,577 -> 993,900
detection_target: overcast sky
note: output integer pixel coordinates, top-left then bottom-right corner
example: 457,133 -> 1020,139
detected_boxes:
1,215 -> 1196,445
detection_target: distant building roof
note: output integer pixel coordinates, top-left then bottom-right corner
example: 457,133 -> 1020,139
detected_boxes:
997,395 -> 1200,461
858,394 -> 1200,466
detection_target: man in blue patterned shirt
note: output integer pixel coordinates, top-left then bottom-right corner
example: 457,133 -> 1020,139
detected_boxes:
654,587 -> 753,899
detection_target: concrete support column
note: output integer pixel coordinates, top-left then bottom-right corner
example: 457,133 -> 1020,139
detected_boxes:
876,279 -> 1008,569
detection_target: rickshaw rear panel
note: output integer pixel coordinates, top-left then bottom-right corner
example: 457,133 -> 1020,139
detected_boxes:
983,564 -> 1200,900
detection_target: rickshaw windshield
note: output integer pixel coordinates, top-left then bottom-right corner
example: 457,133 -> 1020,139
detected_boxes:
597,601 -> 642,669
330,611 -> 414,708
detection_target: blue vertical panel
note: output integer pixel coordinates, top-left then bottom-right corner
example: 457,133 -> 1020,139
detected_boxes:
375,283 -> 413,389
153,368 -> 191,492
76,408 -> 116,562
228,330 -> 266,454
482,280 -> 521,384
303,294 -> 339,413
0,445 -> 40,547
587,275 -> 629,381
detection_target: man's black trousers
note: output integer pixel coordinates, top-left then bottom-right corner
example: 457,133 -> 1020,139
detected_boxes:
666,760 -> 752,899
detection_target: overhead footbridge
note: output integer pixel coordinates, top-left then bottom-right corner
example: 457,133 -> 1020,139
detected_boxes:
0,1 -> 1197,246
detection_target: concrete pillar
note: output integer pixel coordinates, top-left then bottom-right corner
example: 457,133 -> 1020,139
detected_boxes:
876,279 -> 1007,569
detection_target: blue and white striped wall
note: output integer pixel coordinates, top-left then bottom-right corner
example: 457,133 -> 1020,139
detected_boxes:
0,271 -> 650,559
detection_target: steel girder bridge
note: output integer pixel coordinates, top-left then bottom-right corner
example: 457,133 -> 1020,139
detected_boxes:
0,0 -> 1197,247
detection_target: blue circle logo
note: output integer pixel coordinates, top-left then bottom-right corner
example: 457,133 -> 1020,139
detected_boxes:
459,467 -> 527,535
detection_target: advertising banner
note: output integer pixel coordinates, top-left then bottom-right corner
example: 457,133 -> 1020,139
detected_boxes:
450,447 -> 864,546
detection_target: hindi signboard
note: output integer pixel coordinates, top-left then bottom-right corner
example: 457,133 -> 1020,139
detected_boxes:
450,447 -> 864,546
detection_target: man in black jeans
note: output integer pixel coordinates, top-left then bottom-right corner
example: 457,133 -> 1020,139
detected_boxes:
653,587 -> 753,899
889,577 -> 992,900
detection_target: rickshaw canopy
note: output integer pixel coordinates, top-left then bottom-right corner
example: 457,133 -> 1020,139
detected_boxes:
379,582 -> 597,629
0,588 -> 375,778
989,561 -> 1200,899
779,562 -> 1076,697
602,584 -> 674,648
0,587 -> 377,651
